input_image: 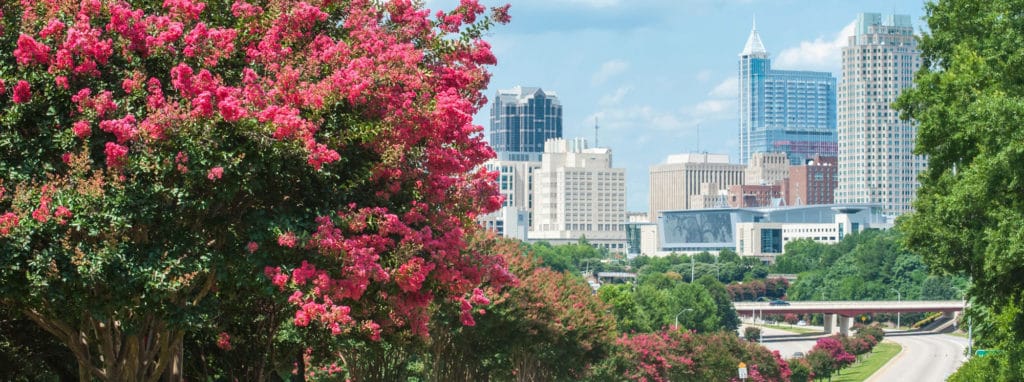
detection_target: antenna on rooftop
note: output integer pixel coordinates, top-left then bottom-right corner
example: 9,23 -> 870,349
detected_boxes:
594,117 -> 599,147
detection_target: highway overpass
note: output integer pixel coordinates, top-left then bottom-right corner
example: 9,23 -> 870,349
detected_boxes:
733,300 -> 966,334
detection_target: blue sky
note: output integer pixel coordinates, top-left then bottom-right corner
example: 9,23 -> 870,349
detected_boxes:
430,0 -> 928,212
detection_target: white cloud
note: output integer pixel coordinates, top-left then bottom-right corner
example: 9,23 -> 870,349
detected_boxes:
775,21 -> 856,72
695,69 -> 714,82
693,99 -> 734,116
587,105 -> 682,132
599,86 -> 631,106
591,59 -> 629,86
709,76 -> 738,99
680,76 -> 738,122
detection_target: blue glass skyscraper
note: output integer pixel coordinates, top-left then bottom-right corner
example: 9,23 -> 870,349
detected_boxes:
738,21 -> 837,165
489,86 -> 562,162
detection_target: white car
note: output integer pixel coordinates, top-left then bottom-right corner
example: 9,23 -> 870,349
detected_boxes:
797,320 -> 807,326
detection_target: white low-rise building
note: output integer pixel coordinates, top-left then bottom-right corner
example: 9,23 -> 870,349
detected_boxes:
658,204 -> 889,262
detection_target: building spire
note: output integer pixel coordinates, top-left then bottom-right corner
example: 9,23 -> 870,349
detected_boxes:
740,15 -> 768,57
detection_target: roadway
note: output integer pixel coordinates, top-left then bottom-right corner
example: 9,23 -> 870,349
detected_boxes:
741,323 -> 819,358
742,324 -> 968,381
867,332 -> 967,382
740,324 -> 823,359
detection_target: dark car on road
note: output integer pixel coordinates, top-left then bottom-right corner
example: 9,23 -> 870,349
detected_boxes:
769,299 -> 790,306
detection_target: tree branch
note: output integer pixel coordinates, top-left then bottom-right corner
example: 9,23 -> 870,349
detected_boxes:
22,309 -> 108,380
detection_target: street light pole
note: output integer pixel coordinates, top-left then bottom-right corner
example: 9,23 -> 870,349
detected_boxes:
675,308 -> 694,329
890,288 -> 901,329
691,255 -> 695,283
715,253 -> 720,281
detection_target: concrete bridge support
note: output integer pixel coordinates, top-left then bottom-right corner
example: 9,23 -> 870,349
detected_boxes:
838,315 -> 854,336
824,313 -> 836,334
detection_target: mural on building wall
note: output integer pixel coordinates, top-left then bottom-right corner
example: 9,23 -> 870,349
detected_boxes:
663,212 -> 734,245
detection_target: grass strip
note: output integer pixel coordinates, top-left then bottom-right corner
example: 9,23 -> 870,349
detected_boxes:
831,341 -> 903,382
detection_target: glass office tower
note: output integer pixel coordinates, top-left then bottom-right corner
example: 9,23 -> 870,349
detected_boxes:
489,86 -> 562,162
738,21 -> 837,165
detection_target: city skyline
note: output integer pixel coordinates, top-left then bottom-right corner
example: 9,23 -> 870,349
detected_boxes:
424,0 -> 929,211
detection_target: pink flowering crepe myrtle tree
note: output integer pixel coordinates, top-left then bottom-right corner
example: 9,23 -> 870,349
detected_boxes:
0,0 -> 513,380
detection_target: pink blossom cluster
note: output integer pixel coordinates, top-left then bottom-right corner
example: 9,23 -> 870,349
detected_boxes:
812,337 -> 856,367
265,206 -> 515,338
616,331 -> 695,382
206,166 -> 223,181
5,0 -> 513,343
216,332 -> 231,350
0,213 -> 19,236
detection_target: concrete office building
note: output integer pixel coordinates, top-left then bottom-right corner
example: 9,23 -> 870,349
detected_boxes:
489,86 -> 562,162
689,183 -> 732,210
530,138 -> 627,252
649,153 -> 745,222
745,152 -> 790,185
739,20 -> 837,165
477,159 -> 541,240
836,13 -> 924,217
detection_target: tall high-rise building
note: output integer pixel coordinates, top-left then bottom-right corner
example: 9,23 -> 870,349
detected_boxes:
489,86 -> 562,161
836,13 -> 923,216
648,153 -> 745,221
739,20 -> 837,165
530,138 -> 627,252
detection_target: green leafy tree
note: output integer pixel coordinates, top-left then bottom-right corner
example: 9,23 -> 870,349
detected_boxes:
920,275 -> 958,300
598,284 -> 652,333
743,327 -> 762,342
805,349 -> 835,381
633,282 -> 718,332
428,236 -> 617,382
787,357 -> 813,382
773,239 -> 834,274
893,1 -> 1024,379
697,275 -> 741,331
718,248 -> 741,264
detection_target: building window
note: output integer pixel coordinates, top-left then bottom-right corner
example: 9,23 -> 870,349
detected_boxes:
760,228 -> 783,254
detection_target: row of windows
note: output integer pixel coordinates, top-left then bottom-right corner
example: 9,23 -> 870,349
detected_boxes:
783,236 -> 837,242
